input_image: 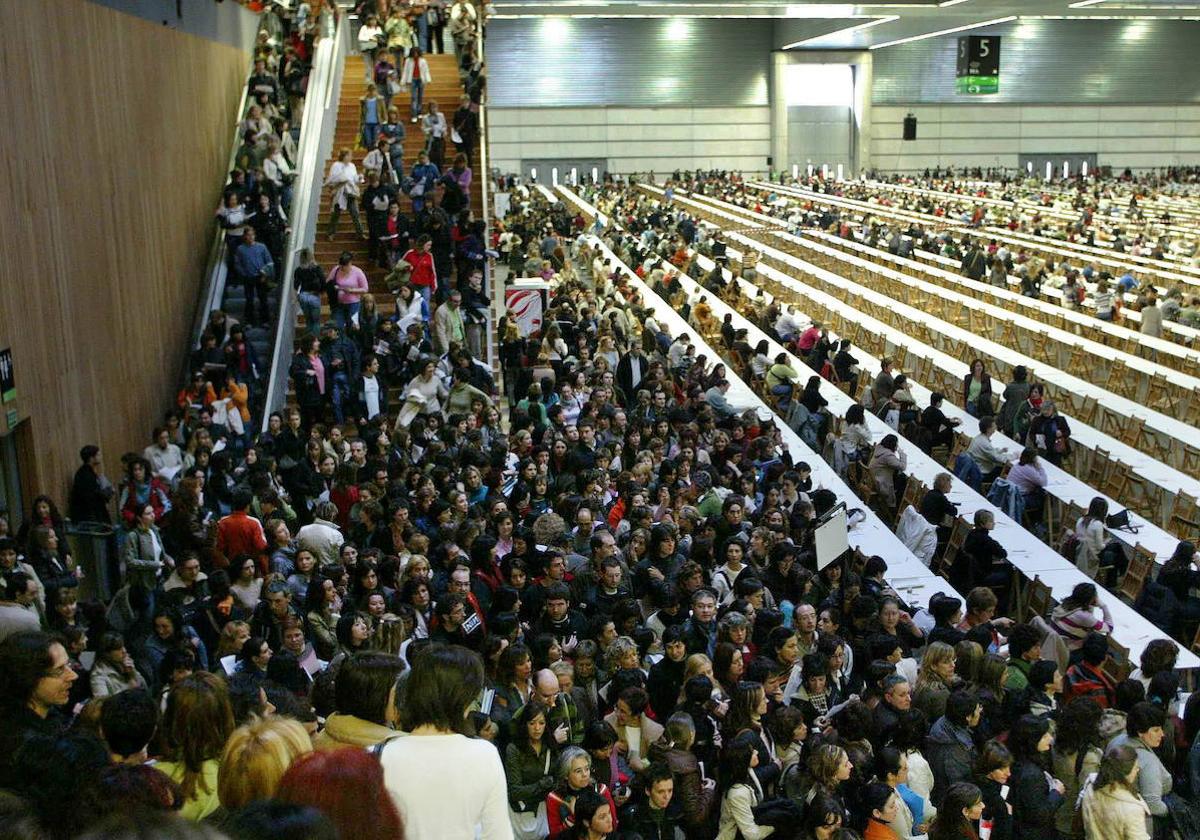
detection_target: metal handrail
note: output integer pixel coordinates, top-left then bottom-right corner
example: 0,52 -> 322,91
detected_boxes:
186,25 -> 264,361
475,11 -> 497,373
260,13 -> 350,431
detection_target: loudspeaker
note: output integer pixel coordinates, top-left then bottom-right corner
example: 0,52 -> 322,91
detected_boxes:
903,113 -> 917,141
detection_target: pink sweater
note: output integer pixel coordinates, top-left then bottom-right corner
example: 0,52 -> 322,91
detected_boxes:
329,265 -> 369,305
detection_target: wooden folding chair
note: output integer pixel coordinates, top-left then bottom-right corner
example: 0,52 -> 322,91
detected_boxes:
1023,575 -> 1055,623
1102,636 -> 1132,683
1169,492 -> 1200,542
1086,448 -> 1110,487
1117,544 -> 1155,605
935,516 -> 971,580
1101,461 -> 1131,502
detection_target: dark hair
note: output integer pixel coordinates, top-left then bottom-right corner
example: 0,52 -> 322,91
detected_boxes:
1009,714 -> 1052,762
891,709 -> 929,752
1006,624 -> 1041,659
975,739 -> 1012,776
399,644 -> 485,733
570,789 -> 610,834
1127,701 -> 1165,738
1028,659 -> 1058,692
930,782 -> 982,840
100,689 -> 160,758
223,800 -> 338,840
718,730 -> 759,795
945,689 -> 980,727
863,781 -> 894,818
583,720 -> 619,752
335,653 -> 406,725
1054,698 -> 1103,756
238,636 -> 268,668
1080,632 -> 1108,666
0,631 -> 60,705
1093,659 -> 1132,705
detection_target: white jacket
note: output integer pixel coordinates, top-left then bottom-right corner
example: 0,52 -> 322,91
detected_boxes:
896,505 -> 937,567
717,780 -> 775,840
401,57 -> 431,85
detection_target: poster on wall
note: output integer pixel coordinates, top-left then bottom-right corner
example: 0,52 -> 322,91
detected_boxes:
505,282 -> 549,336
956,35 -> 1000,94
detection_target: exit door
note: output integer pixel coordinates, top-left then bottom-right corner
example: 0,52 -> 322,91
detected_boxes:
522,159 -> 608,187
1018,152 -> 1098,180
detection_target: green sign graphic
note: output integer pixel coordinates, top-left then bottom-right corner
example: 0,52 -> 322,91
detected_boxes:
956,74 -> 999,95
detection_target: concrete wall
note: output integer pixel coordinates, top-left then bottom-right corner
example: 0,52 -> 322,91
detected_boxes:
489,106 -> 772,175
867,103 -> 1200,173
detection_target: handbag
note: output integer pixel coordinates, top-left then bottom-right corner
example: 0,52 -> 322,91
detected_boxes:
508,803 -> 548,840
387,77 -> 402,96
450,127 -> 463,144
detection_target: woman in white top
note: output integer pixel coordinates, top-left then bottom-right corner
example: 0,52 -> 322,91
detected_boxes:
401,46 -> 432,123
377,644 -> 512,840
1074,496 -> 1109,580
323,148 -> 366,240
357,15 -> 384,82
717,733 -> 774,839
398,357 -> 449,428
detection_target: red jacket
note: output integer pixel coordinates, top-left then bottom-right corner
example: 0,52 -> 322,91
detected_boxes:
215,510 -> 269,572
403,248 -> 437,288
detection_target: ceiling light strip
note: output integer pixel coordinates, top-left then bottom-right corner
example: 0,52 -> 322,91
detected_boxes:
868,15 -> 1017,49
783,15 -> 901,48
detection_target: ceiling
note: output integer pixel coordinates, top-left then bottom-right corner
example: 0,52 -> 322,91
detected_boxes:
489,0 -> 1200,48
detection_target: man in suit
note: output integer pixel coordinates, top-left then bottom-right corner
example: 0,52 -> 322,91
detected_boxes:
616,347 -> 648,405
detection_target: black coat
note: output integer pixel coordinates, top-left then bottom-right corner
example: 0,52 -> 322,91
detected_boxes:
976,775 -> 1014,840
69,465 -> 112,524
1008,759 -> 1064,840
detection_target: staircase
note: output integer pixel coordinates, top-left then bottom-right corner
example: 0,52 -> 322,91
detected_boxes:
312,52 -> 482,324
288,51 -> 483,417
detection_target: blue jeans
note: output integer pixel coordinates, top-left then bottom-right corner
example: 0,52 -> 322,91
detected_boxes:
332,371 -> 351,423
362,121 -> 380,149
335,300 -> 360,331
410,79 -> 424,119
416,15 -> 430,52
298,291 -> 322,335
418,284 -> 431,310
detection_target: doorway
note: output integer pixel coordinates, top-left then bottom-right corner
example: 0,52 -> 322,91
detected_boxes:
521,159 -> 608,187
1018,152 -> 1098,180
0,422 -> 27,537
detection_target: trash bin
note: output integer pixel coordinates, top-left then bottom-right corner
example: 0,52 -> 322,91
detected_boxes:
66,521 -> 117,603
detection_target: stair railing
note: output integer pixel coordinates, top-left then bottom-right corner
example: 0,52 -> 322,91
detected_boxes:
260,12 -> 350,431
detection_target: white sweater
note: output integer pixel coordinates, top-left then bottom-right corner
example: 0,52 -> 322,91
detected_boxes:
379,733 -> 513,840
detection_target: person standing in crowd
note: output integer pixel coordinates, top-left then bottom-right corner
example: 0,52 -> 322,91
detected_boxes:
402,46 -> 431,124
377,644 -> 511,838
324,148 -> 366,241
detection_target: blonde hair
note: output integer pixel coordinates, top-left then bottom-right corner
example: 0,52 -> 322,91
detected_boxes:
917,641 -> 957,691
218,716 -> 313,809
217,621 -> 252,658
605,635 -> 639,674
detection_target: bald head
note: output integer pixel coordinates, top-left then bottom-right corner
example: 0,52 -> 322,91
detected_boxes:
535,669 -> 560,705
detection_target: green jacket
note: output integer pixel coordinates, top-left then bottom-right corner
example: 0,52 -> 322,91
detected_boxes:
1006,657 -> 1032,692
504,742 -> 557,812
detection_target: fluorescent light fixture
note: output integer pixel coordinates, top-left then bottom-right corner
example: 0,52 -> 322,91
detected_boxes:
1067,0 -> 1107,6
869,15 -> 1017,49
938,0 -> 973,6
665,18 -> 690,39
782,15 -> 899,48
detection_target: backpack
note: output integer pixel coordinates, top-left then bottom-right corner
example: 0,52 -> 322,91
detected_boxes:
1059,528 -> 1080,562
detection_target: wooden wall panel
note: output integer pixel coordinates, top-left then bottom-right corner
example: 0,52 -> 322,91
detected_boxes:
0,0 -> 249,505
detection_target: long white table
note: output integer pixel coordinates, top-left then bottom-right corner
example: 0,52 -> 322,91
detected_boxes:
735,184 -> 1200,351
665,189 -> 1198,470
669,246 -> 1197,670
754,180 -> 1200,297
560,187 -> 961,613
641,185 -> 1200,523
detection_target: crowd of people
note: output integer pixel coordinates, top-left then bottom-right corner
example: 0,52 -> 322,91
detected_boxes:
6,6 -> 1200,835
6,165 -> 1198,840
